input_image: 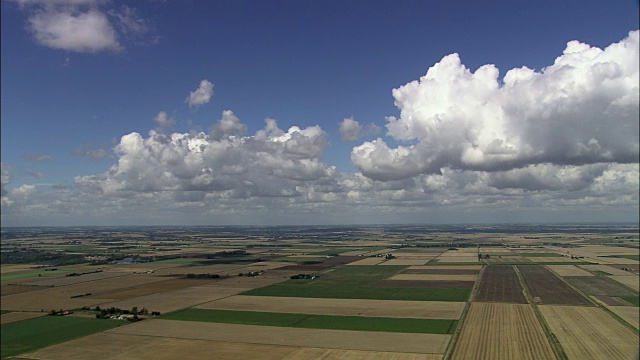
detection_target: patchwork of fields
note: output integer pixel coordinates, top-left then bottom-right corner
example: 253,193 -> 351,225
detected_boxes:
2,226 -> 638,359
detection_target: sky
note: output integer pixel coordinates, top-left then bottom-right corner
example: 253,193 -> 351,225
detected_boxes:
1,0 -> 639,226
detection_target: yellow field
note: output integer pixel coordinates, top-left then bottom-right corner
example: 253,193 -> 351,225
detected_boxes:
409,265 -> 483,270
379,259 -> 430,266
19,332 -> 443,360
0,264 -> 38,274
284,348 -> 442,360
0,311 -> 46,325
19,332 -> 299,360
196,296 -> 465,319
607,306 -> 640,329
540,305 -> 639,360
546,265 -> 594,277
389,274 -> 477,282
108,319 -> 452,354
346,257 -> 386,265
451,303 -> 555,360
609,275 -> 639,292
98,285 -> 246,313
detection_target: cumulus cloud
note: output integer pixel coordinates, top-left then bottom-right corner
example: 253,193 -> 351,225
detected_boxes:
186,80 -> 214,107
29,9 -> 122,53
15,0 -> 157,53
22,153 -> 52,162
339,117 -> 381,142
153,111 -> 176,129
27,170 -> 48,180
75,114 -> 330,197
352,30 -> 639,181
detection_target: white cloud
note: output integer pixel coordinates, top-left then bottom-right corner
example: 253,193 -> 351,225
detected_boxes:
186,80 -> 214,107
154,111 -> 176,129
352,30 -> 640,180
29,9 -> 122,53
72,145 -> 109,160
339,117 -> 381,142
22,153 -> 52,162
75,114 -> 330,197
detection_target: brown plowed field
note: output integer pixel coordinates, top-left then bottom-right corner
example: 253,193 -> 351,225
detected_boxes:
540,305 -> 639,360
108,319 -> 452,354
0,284 -> 49,296
402,269 -> 479,275
564,276 -> 637,297
474,266 -> 527,303
375,280 -> 475,289
450,303 -> 555,360
86,278 -> 217,299
516,265 -> 592,305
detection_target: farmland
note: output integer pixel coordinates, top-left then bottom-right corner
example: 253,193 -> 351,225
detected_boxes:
1,224 -> 638,359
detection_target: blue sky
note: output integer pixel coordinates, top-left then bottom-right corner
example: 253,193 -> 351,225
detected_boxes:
1,0 -> 638,226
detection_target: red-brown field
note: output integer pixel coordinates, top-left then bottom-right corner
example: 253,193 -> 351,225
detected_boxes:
516,265 -> 592,305
474,265 -> 527,303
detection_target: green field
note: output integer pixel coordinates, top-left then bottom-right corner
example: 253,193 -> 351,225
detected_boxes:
0,269 -> 72,282
310,265 -> 407,287
1,316 -> 125,358
518,253 -> 565,257
242,284 -> 470,301
162,308 -> 457,334
620,296 -> 640,307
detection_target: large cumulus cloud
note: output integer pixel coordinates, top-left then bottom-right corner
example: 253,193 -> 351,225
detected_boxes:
353,30 -> 639,181
75,112 -> 331,199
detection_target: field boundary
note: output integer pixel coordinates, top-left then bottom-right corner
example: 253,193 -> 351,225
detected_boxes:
514,265 -> 568,360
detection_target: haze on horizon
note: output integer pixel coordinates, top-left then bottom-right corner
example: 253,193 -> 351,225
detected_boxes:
1,0 -> 638,226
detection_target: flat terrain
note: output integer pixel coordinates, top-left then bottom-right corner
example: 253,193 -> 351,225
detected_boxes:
196,295 -> 465,319
19,333 -> 443,360
162,308 -> 457,334
607,306 -> 639,329
579,264 -> 637,276
546,265 -> 594,277
108,319 -> 452,354
0,311 -> 47,325
451,302 -> 555,360
517,265 -> 592,305
610,275 -> 640,292
474,265 -> 527,304
564,276 -> 637,297
540,305 -> 639,360
389,274 -> 477,282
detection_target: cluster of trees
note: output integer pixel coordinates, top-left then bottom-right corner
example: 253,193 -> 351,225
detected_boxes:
290,274 -> 316,279
186,273 -> 220,279
92,306 -> 160,321
238,271 -> 264,277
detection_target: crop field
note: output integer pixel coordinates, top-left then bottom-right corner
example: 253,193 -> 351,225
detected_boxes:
86,278 -> 219,299
108,319 -> 452,354
243,283 -> 471,301
546,265 -> 594,277
610,275 -> 640,292
412,265 -> 483,270
345,257 -> 387,265
402,268 -> 479,275
375,280 -> 475,289
388,274 -> 477,281
98,285 -> 247,314
474,265 -> 527,303
607,306 -> 639,329
451,303 -> 555,360
564,276 -> 637,297
0,284 -> 48,296
196,295 -> 465,319
516,265 -> 592,305
0,315 -> 125,358
579,264 -> 637,276
540,305 -> 639,360
378,259 -> 430,266
22,271 -> 128,287
162,308 -> 458,334
0,311 -> 46,325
